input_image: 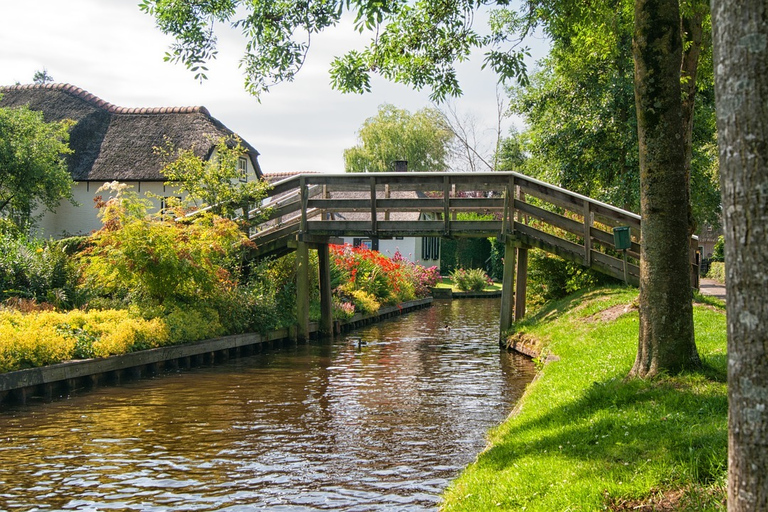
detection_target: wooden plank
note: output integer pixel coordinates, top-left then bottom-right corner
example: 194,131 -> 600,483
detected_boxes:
591,203 -> 642,230
517,179 -> 585,211
265,175 -> 301,197
296,241 -> 310,342
515,223 -> 585,260
584,201 -> 592,266
318,244 -> 333,336
370,176 -> 377,235
443,176 -> 451,234
515,246 -> 529,320
500,238 -> 517,335
513,199 -> 585,237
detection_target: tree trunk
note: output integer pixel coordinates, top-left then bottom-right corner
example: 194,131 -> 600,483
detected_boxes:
712,1 -> 768,509
629,0 -> 700,378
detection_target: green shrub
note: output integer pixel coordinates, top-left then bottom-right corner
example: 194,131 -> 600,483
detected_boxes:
527,250 -> 618,307
712,235 -> 725,262
0,233 -> 80,307
706,261 -> 725,284
450,267 -> 490,291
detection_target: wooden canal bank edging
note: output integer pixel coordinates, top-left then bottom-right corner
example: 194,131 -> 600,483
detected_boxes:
0,298 -> 432,408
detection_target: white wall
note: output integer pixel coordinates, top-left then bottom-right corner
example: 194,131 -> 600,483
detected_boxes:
32,152 -> 261,239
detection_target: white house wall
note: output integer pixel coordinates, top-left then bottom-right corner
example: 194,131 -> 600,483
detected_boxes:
33,151 -> 260,239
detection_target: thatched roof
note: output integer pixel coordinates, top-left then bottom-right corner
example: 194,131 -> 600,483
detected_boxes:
0,83 -> 262,181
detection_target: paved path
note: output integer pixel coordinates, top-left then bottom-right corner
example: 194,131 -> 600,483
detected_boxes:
699,278 -> 726,302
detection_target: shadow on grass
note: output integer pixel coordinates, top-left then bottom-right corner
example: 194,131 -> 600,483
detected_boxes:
478,371 -> 727,503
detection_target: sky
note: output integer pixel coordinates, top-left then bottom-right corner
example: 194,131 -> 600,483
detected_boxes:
1,0 -> 549,174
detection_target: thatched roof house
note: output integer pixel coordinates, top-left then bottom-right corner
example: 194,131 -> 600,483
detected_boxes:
0,83 -> 262,181
0,83 -> 263,237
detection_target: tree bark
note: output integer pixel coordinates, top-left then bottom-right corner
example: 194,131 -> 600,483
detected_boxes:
712,0 -> 768,509
630,0 -> 700,378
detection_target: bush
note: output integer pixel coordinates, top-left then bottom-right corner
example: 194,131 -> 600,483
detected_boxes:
712,235 -> 725,262
0,308 -> 179,372
450,267 -> 491,291
0,233 -> 81,307
527,250 -> 617,307
706,261 -> 725,284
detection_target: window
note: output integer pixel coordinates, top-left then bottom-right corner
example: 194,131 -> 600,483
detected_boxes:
161,196 -> 182,215
353,238 -> 373,250
422,237 -> 440,261
238,157 -> 248,182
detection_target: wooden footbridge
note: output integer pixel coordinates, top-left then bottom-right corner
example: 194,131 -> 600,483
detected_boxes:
241,171 -> 699,340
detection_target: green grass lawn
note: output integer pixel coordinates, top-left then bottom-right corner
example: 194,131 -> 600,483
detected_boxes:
441,286 -> 727,511
434,277 -> 503,292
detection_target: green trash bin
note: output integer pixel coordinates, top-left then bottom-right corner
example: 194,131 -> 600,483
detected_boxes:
613,226 -> 632,250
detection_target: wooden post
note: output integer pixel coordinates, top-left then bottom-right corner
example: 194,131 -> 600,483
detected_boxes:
318,243 -> 333,337
583,200 -> 592,267
296,241 -> 310,342
500,237 -> 517,337
515,246 -> 529,321
443,176 -> 451,235
370,176 -> 377,235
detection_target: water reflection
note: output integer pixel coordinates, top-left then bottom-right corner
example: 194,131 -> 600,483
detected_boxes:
0,299 -> 535,511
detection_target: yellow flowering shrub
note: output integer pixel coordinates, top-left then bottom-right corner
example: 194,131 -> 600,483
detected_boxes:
348,289 -> 381,315
0,306 -> 221,374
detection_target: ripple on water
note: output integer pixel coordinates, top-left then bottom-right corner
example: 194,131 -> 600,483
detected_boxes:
0,298 -> 535,511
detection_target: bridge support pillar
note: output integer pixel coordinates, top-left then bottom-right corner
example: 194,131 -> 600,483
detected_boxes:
318,243 -> 334,337
296,241 -> 310,342
500,238 -> 517,337
515,246 -> 529,321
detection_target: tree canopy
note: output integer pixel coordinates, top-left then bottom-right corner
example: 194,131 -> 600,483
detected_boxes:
505,0 -> 720,228
139,0 -> 531,101
344,104 -> 453,173
0,101 -> 74,233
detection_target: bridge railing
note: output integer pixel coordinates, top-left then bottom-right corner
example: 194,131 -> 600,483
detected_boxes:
244,171 -> 698,286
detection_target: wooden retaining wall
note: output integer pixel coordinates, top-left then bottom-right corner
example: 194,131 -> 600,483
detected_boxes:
0,298 -> 432,408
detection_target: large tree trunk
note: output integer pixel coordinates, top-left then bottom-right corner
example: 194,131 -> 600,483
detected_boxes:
630,0 -> 700,378
712,1 -> 768,509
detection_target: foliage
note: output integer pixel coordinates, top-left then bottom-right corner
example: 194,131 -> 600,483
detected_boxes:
711,235 -> 724,262
0,306 -> 232,373
0,101 -> 75,231
506,0 -> 719,227
0,232 -> 81,307
79,182 -> 248,307
330,244 -> 435,314
450,267 -> 492,292
440,213 -> 497,275
139,0 -> 532,101
442,287 -> 727,510
156,135 -> 269,218
527,250 -> 618,307
344,104 -> 453,173
32,69 -> 54,85
706,262 -> 725,284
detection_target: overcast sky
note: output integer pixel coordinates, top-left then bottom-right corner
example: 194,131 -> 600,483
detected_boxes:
1,0 -> 549,174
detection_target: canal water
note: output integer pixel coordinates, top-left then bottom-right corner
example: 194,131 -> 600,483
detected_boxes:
0,299 -> 536,511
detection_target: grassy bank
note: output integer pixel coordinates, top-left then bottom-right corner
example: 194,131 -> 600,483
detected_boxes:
441,286 -> 727,511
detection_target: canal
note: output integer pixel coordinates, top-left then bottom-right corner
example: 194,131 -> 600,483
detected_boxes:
0,298 -> 536,511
